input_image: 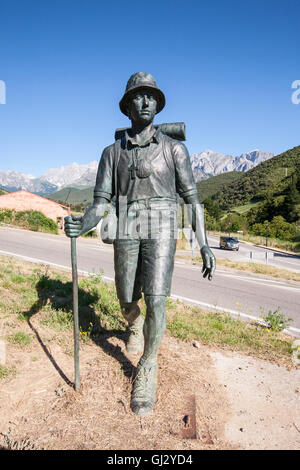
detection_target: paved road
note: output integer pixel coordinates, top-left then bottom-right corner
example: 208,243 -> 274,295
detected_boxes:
185,234 -> 300,273
0,226 -> 299,335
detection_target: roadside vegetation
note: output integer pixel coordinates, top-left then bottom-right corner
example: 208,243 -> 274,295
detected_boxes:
0,365 -> 16,380
259,307 -> 293,332
0,254 -> 296,386
0,209 -> 58,234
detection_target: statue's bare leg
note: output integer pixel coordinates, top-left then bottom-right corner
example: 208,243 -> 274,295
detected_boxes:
120,301 -> 144,354
131,294 -> 166,415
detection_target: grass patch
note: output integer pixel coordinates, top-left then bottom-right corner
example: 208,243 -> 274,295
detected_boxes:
41,307 -> 73,331
9,274 -> 27,284
7,331 -> 31,347
0,365 -> 16,380
166,307 -> 292,361
0,253 -> 296,366
231,201 -> 261,215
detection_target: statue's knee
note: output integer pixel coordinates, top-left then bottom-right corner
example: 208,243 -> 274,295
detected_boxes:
144,295 -> 166,314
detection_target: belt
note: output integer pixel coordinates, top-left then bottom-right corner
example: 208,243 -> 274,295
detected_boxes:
127,198 -> 178,210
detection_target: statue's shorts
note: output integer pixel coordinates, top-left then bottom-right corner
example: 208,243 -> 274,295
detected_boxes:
113,200 -> 178,303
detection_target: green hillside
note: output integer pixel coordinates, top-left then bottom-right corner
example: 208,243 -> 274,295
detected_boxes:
48,186 -> 93,205
0,188 -> 9,195
196,171 -> 243,202
201,145 -> 300,249
213,145 -> 300,209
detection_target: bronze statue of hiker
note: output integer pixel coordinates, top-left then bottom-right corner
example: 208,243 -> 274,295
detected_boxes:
65,72 -> 216,415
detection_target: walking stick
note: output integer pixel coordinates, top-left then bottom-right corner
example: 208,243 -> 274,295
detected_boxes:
71,236 -> 80,391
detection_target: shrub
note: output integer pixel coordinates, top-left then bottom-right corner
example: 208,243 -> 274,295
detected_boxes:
0,209 -> 58,234
251,216 -> 296,241
260,307 -> 293,332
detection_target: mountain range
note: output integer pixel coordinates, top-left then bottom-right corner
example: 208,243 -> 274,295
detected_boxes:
190,149 -> 274,182
0,149 -> 274,194
0,162 -> 98,194
41,161 -> 98,188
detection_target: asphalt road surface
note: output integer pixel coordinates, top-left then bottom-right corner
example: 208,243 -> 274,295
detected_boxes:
0,226 -> 299,335
207,235 -> 300,273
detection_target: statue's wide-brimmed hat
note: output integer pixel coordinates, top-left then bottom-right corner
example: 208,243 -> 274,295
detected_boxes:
119,72 -> 165,116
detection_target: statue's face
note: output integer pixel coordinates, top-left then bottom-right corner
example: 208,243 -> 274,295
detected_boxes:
127,88 -> 157,124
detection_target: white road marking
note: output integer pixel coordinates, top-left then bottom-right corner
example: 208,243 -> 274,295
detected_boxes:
0,249 -> 115,282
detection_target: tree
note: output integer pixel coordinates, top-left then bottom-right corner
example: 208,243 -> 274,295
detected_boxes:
283,174 -> 300,223
251,216 -> 296,240
203,197 -> 222,221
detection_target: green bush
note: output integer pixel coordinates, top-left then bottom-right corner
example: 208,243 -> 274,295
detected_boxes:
82,229 -> 97,238
260,307 -> 293,332
0,209 -> 13,223
0,209 -> 58,234
251,216 -> 296,241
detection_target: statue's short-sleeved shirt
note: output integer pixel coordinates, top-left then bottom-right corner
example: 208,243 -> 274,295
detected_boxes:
93,129 -> 197,204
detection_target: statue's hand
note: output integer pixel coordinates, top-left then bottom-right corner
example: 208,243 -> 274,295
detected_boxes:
200,245 -> 216,281
64,215 -> 83,238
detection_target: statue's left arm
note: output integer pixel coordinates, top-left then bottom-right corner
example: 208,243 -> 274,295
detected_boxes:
173,141 -> 216,280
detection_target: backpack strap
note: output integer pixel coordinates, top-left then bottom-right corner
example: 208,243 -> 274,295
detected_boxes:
161,135 -> 175,173
114,137 -> 124,216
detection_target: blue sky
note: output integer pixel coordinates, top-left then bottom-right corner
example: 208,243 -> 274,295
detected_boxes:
0,0 -> 299,176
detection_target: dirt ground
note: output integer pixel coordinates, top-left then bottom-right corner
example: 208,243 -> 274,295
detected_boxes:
0,321 -> 299,451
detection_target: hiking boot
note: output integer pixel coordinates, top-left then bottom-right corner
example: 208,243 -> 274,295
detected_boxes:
126,315 -> 144,354
131,362 -> 158,415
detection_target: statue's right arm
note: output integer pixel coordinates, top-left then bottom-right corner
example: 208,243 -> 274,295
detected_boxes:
64,196 -> 109,238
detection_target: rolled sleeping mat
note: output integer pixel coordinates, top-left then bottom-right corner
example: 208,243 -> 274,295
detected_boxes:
114,122 -> 186,142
